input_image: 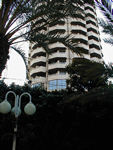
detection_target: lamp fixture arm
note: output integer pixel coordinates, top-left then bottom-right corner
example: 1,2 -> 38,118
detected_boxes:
5,91 -> 17,101
19,92 -> 32,108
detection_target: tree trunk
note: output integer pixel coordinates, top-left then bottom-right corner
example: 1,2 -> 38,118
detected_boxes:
0,34 -> 10,76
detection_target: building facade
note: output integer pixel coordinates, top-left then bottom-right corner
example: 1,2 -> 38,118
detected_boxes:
28,1 -> 103,91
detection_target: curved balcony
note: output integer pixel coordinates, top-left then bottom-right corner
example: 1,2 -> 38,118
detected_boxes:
71,26 -> 87,33
49,24 -> 67,32
30,66 -> 46,76
31,48 -> 45,57
77,43 -> 89,50
48,29 -> 66,35
89,44 -> 101,50
71,25 -> 87,34
48,62 -> 68,70
85,3 -> 95,12
86,16 -> 96,24
49,42 -> 65,49
30,56 -> 46,66
85,9 -> 96,18
71,18 -> 86,24
49,51 -> 68,59
90,57 -> 103,63
48,73 -> 69,81
88,39 -> 101,47
72,13 -> 85,20
31,71 -> 46,78
90,48 -> 102,55
87,24 -> 99,32
87,31 -> 99,38
71,21 -> 85,28
90,52 -> 102,59
31,77 -> 46,84
48,57 -> 67,64
71,35 -> 88,43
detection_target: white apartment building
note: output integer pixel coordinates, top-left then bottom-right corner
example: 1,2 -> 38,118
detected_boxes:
28,1 -> 103,91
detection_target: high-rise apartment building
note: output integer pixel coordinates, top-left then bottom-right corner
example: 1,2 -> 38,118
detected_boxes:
28,1 -> 103,91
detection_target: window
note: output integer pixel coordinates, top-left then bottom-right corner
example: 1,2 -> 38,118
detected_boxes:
59,71 -> 66,75
48,80 -> 66,90
32,83 -> 44,88
48,80 -> 57,90
57,80 -> 66,90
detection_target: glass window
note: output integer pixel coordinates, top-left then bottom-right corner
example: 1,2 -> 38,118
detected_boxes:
59,71 -> 66,75
32,83 -> 44,88
32,83 -> 41,88
48,80 -> 66,90
48,80 -> 57,90
57,80 -> 66,90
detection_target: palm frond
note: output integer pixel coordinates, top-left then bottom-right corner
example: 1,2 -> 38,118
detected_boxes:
104,38 -> 113,45
95,0 -> 113,23
99,19 -> 113,36
95,1 -> 113,45
30,31 -> 82,56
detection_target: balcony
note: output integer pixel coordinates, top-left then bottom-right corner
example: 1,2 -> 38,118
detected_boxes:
71,26 -> 87,33
88,39 -> 101,47
48,73 -> 69,81
30,56 -> 46,66
87,24 -> 99,32
49,42 -> 65,49
48,61 -> 68,70
87,31 -> 99,38
49,51 -> 68,59
85,9 -> 96,17
86,16 -> 96,24
30,66 -> 46,75
77,43 -> 89,50
31,48 -> 45,57
90,48 -> 102,55
49,24 -> 67,32
85,3 -> 95,11
31,77 -> 46,84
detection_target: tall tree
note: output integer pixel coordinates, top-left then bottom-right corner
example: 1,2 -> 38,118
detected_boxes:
28,0 -> 86,55
0,0 -> 87,77
66,58 -> 113,93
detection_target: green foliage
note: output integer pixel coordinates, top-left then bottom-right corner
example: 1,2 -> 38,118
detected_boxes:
95,0 -> 113,45
29,0 -> 85,56
0,0 -> 89,75
66,58 -> 113,93
0,81 -> 113,149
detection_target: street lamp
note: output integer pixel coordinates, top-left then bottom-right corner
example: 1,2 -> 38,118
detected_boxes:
0,91 -> 36,150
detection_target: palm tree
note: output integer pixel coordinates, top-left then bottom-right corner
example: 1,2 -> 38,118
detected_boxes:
95,0 -> 113,45
0,0 -> 87,77
29,0 -> 96,58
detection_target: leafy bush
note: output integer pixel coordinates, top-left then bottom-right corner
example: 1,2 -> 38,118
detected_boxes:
0,81 -> 113,150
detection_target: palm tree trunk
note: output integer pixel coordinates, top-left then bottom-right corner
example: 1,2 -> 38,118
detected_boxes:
0,33 -> 10,75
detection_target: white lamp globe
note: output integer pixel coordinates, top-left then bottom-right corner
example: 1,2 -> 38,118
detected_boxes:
0,100 -> 11,114
24,102 -> 36,115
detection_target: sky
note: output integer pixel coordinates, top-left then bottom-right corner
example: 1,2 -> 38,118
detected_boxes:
1,4 -> 113,86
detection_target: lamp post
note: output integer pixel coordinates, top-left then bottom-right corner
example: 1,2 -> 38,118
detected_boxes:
0,91 -> 36,150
